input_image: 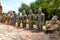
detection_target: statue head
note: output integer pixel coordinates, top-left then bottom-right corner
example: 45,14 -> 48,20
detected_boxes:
38,7 -> 42,14
22,10 -> 26,15
52,15 -> 57,21
51,15 -> 58,24
29,9 -> 33,14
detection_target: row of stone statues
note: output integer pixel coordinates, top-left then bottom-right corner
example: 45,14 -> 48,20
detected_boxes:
43,15 -> 60,35
0,7 -> 45,31
0,7 -> 60,33
17,8 -> 45,31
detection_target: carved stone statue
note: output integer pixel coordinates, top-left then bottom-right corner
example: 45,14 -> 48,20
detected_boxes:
1,15 -> 6,23
0,15 -> 2,23
10,12 -> 16,26
17,14 -> 21,28
28,9 -> 34,30
6,12 -> 11,24
10,13 -> 14,25
36,7 -> 45,31
13,13 -> 17,26
21,10 -> 27,28
0,0 -> 2,23
0,0 -> 2,15
43,15 -> 60,34
4,14 -> 7,24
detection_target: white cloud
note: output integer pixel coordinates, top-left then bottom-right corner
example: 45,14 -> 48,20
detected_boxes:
1,0 -> 35,13
16,3 -> 21,7
2,3 -> 15,13
22,0 -> 35,5
16,0 -> 35,7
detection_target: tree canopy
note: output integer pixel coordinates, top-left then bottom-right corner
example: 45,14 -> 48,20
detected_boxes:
18,0 -> 60,20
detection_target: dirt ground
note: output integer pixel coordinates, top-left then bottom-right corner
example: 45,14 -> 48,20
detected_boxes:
0,23 -> 60,40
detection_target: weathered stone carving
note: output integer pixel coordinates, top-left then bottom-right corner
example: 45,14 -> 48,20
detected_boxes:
28,9 -> 34,30
6,12 -> 11,25
43,15 -> 60,35
36,7 -> 45,31
17,14 -> 21,28
21,10 -> 27,28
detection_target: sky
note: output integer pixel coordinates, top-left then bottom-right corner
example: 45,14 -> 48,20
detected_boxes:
1,0 -> 35,13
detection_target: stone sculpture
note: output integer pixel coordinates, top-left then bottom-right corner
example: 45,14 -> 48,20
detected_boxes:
21,10 -> 27,28
28,9 -> 34,30
36,7 -> 45,31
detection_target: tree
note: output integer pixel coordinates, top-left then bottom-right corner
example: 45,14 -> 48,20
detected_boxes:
18,3 -> 30,15
18,0 -> 60,20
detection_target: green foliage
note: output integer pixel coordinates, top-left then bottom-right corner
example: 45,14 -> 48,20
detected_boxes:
18,3 -> 30,15
18,0 -> 60,20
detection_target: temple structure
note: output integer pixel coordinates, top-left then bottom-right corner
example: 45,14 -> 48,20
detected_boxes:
0,0 -> 2,15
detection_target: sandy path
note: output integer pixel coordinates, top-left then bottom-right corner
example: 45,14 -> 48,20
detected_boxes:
0,23 -> 52,40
